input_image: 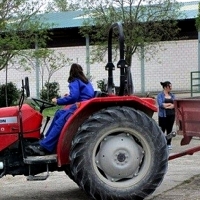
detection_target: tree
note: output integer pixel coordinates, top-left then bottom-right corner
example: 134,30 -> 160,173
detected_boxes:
80,0 -> 182,66
0,82 -> 20,107
40,81 -> 60,102
0,0 -> 50,71
12,48 -> 72,89
196,2 -> 200,31
0,0 -> 51,106
45,0 -> 80,12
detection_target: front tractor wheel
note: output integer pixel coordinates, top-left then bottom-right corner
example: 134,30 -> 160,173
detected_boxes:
70,106 -> 168,200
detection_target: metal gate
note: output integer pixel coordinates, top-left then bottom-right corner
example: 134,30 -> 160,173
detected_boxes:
191,71 -> 200,97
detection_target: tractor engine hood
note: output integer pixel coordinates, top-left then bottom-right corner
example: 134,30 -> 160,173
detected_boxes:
0,104 -> 43,137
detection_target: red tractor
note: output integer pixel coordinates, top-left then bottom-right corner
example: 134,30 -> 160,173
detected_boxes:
0,23 -> 168,200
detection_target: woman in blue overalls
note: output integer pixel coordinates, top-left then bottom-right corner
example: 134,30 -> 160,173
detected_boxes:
28,63 -> 94,155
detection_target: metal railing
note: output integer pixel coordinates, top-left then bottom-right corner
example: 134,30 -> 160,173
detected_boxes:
191,71 -> 200,97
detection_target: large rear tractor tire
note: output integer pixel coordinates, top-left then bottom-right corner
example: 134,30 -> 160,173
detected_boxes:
70,106 -> 168,200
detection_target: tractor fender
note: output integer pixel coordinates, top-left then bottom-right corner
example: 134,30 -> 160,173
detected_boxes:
56,95 -> 157,167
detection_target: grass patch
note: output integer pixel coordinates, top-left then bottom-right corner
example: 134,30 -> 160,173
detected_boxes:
42,106 -> 61,117
24,99 -> 62,117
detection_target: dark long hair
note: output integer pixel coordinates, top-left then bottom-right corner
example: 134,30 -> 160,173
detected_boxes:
160,81 -> 171,88
68,63 -> 89,84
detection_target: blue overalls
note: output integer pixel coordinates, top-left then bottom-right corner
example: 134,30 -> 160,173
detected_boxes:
40,78 -> 94,153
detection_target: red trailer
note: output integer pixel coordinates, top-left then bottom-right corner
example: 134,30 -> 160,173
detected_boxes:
170,97 -> 200,160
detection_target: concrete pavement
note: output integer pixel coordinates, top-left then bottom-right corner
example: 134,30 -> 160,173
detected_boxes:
146,135 -> 200,199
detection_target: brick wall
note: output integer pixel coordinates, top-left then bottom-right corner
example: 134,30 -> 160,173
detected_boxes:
0,39 -> 198,97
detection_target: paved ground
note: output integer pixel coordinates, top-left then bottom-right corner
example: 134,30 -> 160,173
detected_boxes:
147,135 -> 200,200
149,174 -> 200,200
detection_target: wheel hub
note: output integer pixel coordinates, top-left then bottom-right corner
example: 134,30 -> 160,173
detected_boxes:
95,133 -> 144,181
117,153 -> 126,162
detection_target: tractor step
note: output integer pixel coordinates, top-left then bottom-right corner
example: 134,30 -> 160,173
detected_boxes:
27,162 -> 50,181
24,154 -> 57,164
24,154 -> 57,181
27,173 -> 49,181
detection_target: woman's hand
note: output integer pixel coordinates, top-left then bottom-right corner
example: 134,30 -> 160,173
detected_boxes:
167,104 -> 174,109
52,98 -> 57,104
163,103 -> 174,109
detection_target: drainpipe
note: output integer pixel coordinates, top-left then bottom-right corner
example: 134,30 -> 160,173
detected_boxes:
198,31 -> 200,71
86,35 -> 90,78
141,45 -> 145,95
35,37 -> 40,98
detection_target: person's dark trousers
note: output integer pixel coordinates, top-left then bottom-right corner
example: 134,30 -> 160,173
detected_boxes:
40,104 -> 77,153
158,115 -> 175,145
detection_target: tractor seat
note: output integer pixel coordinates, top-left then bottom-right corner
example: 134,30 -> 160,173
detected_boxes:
94,91 -> 108,97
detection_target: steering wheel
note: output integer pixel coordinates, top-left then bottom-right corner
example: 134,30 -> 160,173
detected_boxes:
32,98 -> 56,113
